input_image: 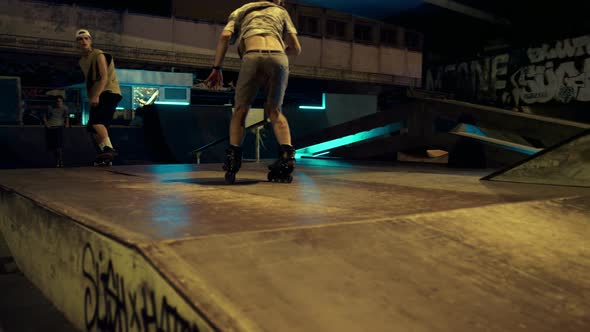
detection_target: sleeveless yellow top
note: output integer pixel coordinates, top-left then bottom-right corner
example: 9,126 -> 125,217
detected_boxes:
79,48 -> 121,96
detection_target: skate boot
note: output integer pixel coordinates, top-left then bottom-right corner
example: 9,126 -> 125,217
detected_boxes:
94,146 -> 115,167
268,144 -> 295,183
223,145 -> 242,184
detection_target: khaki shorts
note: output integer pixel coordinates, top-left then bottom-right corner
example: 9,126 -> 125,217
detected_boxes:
235,51 -> 289,108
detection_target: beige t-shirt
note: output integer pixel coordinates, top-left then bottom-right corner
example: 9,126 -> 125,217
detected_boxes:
224,2 -> 298,56
46,105 -> 68,127
79,48 -> 121,96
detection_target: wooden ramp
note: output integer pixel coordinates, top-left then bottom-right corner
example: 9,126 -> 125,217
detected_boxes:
0,160 -> 589,331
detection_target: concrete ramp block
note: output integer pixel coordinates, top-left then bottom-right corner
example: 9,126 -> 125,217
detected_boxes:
0,190 -> 221,331
0,230 -> 18,274
483,129 -> 590,187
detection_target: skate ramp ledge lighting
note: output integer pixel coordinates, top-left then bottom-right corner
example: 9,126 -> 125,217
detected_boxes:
451,123 -> 542,155
461,123 -> 488,137
296,122 -> 402,158
299,93 -> 326,110
313,151 -> 331,157
154,101 -> 190,106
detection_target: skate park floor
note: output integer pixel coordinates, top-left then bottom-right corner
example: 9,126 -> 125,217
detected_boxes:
1,159 -> 589,331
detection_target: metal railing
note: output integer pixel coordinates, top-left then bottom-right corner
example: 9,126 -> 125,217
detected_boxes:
190,118 -> 268,164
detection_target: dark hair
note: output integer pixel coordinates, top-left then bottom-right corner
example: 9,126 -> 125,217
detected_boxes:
55,95 -> 65,102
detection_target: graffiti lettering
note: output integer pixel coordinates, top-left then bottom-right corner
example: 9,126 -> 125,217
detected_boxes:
510,57 -> 590,105
527,35 -> 590,63
492,54 -> 509,90
426,34 -> 590,106
425,53 -> 509,101
82,243 -> 201,332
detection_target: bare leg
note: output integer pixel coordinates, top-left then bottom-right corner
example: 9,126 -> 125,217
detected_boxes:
265,104 -> 291,146
266,104 -> 295,183
92,124 -> 109,145
224,105 -> 249,183
229,104 -> 250,146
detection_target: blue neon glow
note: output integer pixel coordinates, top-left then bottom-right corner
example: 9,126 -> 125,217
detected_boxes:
312,151 -> 331,157
116,107 -> 125,110
299,93 -> 326,110
453,124 -> 540,156
463,124 -> 488,136
154,101 -> 190,106
82,111 -> 89,126
501,145 -> 540,155
296,122 -> 403,158
476,138 -> 540,155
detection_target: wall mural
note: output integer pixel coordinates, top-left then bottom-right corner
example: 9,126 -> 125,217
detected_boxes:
425,34 -> 590,107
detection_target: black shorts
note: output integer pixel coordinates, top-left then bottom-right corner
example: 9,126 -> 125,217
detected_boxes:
87,92 -> 122,130
45,126 -> 64,150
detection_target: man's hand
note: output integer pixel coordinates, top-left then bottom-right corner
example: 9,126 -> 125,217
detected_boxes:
206,29 -> 231,91
205,69 -> 224,91
285,33 -> 302,56
90,95 -> 99,106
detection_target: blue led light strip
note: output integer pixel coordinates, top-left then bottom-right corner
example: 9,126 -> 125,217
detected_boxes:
299,93 -> 326,110
452,123 -> 540,155
154,101 -> 190,106
296,122 -> 403,158
312,151 -> 331,157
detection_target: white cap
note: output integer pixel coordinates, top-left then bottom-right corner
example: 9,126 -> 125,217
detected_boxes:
75,29 -> 91,39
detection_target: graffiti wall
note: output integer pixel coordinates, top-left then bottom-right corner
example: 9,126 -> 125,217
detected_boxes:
425,34 -> 590,118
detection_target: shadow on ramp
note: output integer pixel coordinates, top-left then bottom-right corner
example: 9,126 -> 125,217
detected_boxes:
162,178 -> 262,186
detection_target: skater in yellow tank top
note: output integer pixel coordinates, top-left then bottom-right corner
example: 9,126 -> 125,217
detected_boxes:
76,29 -> 122,166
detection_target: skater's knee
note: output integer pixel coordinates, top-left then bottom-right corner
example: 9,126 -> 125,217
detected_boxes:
87,123 -> 107,134
234,105 -> 249,115
265,104 -> 281,118
233,105 -> 249,126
